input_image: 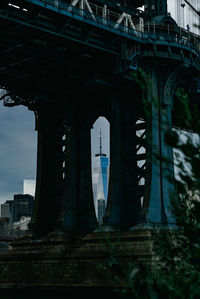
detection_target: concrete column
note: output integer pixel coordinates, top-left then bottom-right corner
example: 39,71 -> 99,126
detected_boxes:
60,110 -> 79,231
104,97 -> 125,228
160,94 -> 176,226
78,118 -> 98,232
122,102 -> 143,226
30,104 -> 64,236
104,95 -> 144,229
61,106 -> 97,232
143,68 -> 176,226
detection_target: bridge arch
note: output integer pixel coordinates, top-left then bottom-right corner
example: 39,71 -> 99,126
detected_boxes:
91,116 -> 110,225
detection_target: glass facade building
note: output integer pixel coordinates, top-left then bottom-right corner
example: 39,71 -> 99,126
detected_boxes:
23,179 -> 36,197
92,154 -> 109,221
173,0 -> 200,34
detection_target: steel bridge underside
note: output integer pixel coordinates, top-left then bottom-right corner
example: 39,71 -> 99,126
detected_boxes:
0,0 -> 199,130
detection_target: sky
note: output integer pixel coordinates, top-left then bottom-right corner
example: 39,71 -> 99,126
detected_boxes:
0,99 -> 109,208
0,101 -> 37,206
0,0 -> 198,209
168,0 -> 175,17
91,117 -> 110,158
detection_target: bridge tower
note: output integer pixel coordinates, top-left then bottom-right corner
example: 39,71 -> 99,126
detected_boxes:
0,0 -> 199,296
26,0 -> 176,237
144,0 -> 167,18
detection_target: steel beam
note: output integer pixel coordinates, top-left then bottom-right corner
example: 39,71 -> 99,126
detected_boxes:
30,102 -> 65,236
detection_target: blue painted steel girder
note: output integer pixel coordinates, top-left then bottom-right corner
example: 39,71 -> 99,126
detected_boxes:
0,0 -> 199,104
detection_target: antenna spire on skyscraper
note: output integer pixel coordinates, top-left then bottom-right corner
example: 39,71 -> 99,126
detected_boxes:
100,128 -> 102,156
95,128 -> 106,157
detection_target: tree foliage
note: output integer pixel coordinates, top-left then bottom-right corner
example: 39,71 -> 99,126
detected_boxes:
132,86 -> 200,298
100,85 -> 200,298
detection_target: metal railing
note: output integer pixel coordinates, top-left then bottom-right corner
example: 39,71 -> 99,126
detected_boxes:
9,0 -> 200,53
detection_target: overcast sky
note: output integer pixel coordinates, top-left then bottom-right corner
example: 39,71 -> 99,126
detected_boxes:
0,99 -> 110,208
0,101 -> 37,206
168,0 -> 175,17
0,0 -> 196,209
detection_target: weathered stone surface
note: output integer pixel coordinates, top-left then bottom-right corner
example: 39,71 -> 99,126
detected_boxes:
0,230 -> 153,295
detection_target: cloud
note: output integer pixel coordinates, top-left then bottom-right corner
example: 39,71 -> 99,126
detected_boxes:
0,101 -> 37,207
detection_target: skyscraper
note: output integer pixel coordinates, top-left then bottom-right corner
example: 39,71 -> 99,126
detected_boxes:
23,179 -> 36,196
175,0 -> 200,34
13,194 -> 34,222
1,194 -> 34,229
92,130 -> 109,223
1,200 -> 14,219
97,199 -> 106,225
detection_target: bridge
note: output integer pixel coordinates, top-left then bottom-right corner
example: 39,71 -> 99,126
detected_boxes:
0,0 -> 199,106
0,0 -> 199,296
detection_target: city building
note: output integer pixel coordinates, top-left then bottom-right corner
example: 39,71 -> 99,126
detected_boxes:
97,199 -> 106,225
13,194 -> 34,222
1,200 -> 15,221
1,194 -> 34,227
0,217 -> 10,233
23,179 -> 36,197
92,130 -> 109,223
174,0 -> 200,34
